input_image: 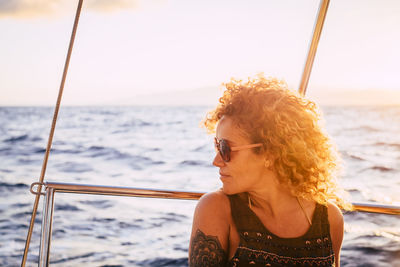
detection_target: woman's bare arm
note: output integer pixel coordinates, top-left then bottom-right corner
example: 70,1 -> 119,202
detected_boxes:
327,202 -> 344,267
189,191 -> 231,267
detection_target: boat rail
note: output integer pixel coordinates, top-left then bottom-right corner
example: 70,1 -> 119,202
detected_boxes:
31,182 -> 400,215
31,181 -> 400,267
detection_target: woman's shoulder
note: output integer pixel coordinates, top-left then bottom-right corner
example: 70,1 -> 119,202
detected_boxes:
325,201 -> 344,257
199,189 -> 231,202
192,190 -> 232,233
325,201 -> 344,225
195,190 -> 231,217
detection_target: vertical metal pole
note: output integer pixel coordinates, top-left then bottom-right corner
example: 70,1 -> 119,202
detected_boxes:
39,188 -> 55,267
298,0 -> 330,96
21,1 -> 83,266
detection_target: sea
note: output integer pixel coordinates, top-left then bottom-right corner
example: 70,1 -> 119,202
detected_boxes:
0,105 -> 399,267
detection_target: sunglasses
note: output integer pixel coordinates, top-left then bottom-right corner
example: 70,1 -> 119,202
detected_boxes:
214,137 -> 263,162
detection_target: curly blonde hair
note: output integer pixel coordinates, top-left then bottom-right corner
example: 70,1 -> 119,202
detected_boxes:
204,74 -> 349,208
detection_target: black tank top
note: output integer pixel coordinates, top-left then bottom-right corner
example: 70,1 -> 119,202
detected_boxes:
227,194 -> 335,267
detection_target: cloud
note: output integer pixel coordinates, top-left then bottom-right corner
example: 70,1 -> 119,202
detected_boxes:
0,0 -> 138,19
86,0 -> 137,13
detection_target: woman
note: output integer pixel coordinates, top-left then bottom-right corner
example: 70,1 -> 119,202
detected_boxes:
189,74 -> 347,266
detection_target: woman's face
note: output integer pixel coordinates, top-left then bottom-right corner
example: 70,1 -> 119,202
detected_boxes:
213,116 -> 269,195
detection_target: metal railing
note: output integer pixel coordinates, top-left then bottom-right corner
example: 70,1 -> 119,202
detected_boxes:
31,181 -> 400,267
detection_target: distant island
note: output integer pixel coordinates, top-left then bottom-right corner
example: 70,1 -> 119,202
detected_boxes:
2,87 -> 400,107
110,87 -> 400,107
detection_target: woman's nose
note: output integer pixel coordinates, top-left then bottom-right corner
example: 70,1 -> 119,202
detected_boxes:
213,151 -> 225,167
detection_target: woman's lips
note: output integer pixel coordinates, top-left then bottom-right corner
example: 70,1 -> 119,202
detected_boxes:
219,171 -> 230,178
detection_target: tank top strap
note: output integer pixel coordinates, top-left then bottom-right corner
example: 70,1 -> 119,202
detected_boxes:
307,202 -> 331,238
227,194 -> 266,232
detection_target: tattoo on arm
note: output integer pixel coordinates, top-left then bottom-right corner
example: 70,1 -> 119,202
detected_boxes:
189,229 -> 227,267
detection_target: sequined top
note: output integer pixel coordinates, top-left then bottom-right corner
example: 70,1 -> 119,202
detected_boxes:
227,194 -> 335,267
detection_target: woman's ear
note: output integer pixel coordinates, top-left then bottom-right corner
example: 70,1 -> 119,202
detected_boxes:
263,152 -> 276,170
264,159 -> 272,169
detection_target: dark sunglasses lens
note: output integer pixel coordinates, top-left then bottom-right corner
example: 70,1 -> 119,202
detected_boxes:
219,139 -> 231,162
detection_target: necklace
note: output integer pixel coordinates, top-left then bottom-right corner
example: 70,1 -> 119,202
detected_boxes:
297,197 -> 312,226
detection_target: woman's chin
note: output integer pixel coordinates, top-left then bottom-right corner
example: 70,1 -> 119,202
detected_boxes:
221,185 -> 237,195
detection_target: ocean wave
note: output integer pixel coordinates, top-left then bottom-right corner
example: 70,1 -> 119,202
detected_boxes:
3,134 -> 43,144
347,188 -> 362,193
11,202 -> 30,208
53,228 -> 67,238
55,204 -> 81,211
119,120 -> 153,128
373,142 -> 400,149
343,151 -> 366,161
179,160 -> 207,166
0,147 -> 11,154
158,213 -> 187,223
33,147 -> 46,153
0,223 -> 28,230
192,145 -> 208,152
167,120 -> 183,125
126,155 -> 165,169
87,145 -> 112,157
30,136 -> 43,142
50,252 -> 95,264
347,125 -> 381,132
56,161 -> 94,173
91,217 -> 116,223
368,166 -> 396,172
349,155 -> 366,161
3,134 -> 29,143
118,221 -> 142,229
0,182 -> 28,190
347,244 -> 385,254
48,147 -> 85,154
11,211 -> 35,219
136,257 -> 188,267
121,241 -> 137,246
148,213 -> 188,228
87,146 -> 132,160
89,145 -> 107,151
81,200 -> 114,209
105,150 -> 132,160
341,245 -> 387,267
18,157 -> 42,164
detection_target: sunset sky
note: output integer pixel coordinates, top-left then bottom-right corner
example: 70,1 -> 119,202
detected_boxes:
1,0 -> 400,106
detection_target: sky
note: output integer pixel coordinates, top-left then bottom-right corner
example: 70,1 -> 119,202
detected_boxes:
1,0 -> 400,106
